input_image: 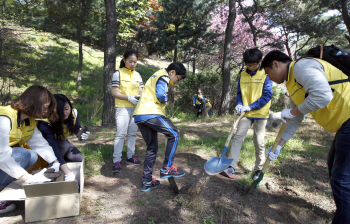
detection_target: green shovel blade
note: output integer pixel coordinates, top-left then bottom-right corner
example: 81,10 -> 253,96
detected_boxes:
246,171 -> 265,194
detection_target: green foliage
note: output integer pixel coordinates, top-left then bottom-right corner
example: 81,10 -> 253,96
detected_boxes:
270,86 -> 286,112
134,0 -> 219,60
174,72 -> 222,114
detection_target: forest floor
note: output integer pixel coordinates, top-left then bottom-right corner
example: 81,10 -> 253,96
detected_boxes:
1,116 -> 336,224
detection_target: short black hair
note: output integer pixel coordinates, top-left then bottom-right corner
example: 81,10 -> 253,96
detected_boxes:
167,62 -> 187,79
243,48 -> 263,63
260,50 -> 292,70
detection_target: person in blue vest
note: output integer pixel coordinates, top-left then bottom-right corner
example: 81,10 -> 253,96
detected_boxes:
133,62 -> 187,192
260,50 -> 350,224
221,48 -> 273,181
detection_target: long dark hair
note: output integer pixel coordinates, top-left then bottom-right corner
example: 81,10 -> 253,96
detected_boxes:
11,85 -> 58,123
120,49 -> 138,69
51,94 -> 77,140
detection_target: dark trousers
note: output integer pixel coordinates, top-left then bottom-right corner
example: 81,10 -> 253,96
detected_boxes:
137,116 -> 179,183
327,118 -> 350,224
57,140 -> 84,163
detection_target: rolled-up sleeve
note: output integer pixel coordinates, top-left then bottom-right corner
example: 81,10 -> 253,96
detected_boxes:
0,116 -> 28,178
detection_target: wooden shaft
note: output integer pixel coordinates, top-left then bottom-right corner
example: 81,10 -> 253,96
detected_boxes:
224,112 -> 245,147
262,120 -> 288,172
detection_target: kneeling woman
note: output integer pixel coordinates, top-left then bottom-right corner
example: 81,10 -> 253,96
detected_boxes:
37,94 -> 88,182
0,85 -> 60,214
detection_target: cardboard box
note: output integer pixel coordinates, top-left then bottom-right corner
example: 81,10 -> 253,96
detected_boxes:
0,160 -> 84,223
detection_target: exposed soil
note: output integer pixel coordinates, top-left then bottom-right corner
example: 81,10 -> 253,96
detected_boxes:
1,116 -> 335,224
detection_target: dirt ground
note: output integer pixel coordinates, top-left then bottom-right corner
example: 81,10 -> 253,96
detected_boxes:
1,116 -> 336,224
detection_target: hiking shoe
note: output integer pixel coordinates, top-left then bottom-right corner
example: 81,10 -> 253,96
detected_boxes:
0,201 -> 16,214
253,170 -> 262,180
126,156 -> 142,165
140,178 -> 160,192
160,165 -> 185,179
112,162 -> 122,173
220,166 -> 235,179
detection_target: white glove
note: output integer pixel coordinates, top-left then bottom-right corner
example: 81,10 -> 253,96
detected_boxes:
49,162 -> 60,172
81,131 -> 90,140
193,104 -> 195,106
25,168 -> 52,184
281,109 -> 295,123
241,106 -> 251,113
266,145 -> 282,162
128,95 -> 139,105
64,172 -> 77,182
235,104 -> 243,114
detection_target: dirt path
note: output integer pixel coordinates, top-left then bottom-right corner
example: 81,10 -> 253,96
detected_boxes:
1,117 -> 335,224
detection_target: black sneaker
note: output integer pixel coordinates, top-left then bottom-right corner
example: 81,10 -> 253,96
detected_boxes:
140,178 -> 160,192
160,165 -> 185,179
112,162 -> 122,173
253,170 -> 262,180
126,156 -> 142,165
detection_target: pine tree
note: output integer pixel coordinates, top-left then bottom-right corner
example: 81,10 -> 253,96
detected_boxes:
135,0 -> 218,62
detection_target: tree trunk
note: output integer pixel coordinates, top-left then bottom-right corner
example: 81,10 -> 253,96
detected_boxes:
102,0 -> 117,127
192,58 -> 196,75
238,1 -> 257,47
341,0 -> 350,45
77,0 -> 85,88
173,25 -> 179,62
218,0 -> 236,116
0,0 -> 6,72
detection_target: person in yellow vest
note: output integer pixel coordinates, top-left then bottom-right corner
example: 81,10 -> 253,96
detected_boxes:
221,48 -> 272,181
192,88 -> 204,117
0,85 -> 60,214
203,97 -> 212,117
37,94 -> 87,182
260,50 -> 350,224
111,49 -> 144,173
133,62 -> 186,192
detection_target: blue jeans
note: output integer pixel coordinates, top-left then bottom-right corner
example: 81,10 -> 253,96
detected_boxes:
0,147 -> 38,189
327,118 -> 350,224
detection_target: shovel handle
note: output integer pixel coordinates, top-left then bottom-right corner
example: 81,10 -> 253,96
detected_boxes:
262,120 -> 288,173
224,112 -> 245,147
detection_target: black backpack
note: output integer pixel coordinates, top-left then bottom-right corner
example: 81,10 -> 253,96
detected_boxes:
300,44 -> 350,85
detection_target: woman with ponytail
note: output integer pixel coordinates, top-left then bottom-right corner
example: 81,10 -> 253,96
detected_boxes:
110,49 -> 144,172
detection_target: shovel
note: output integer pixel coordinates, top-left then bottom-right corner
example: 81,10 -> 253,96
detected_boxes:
204,112 -> 245,175
246,120 -> 288,194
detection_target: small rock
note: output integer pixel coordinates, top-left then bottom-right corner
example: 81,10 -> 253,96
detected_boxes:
265,182 -> 274,190
242,208 -> 253,217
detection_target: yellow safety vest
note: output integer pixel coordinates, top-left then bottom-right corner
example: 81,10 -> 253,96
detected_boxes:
0,105 -> 36,146
195,94 -> 203,104
115,67 -> 141,108
206,99 -> 212,108
240,69 -> 271,118
286,59 -> 350,133
133,69 -> 168,116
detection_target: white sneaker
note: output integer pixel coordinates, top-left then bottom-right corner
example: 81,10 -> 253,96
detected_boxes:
0,201 -> 16,214
253,170 -> 262,180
